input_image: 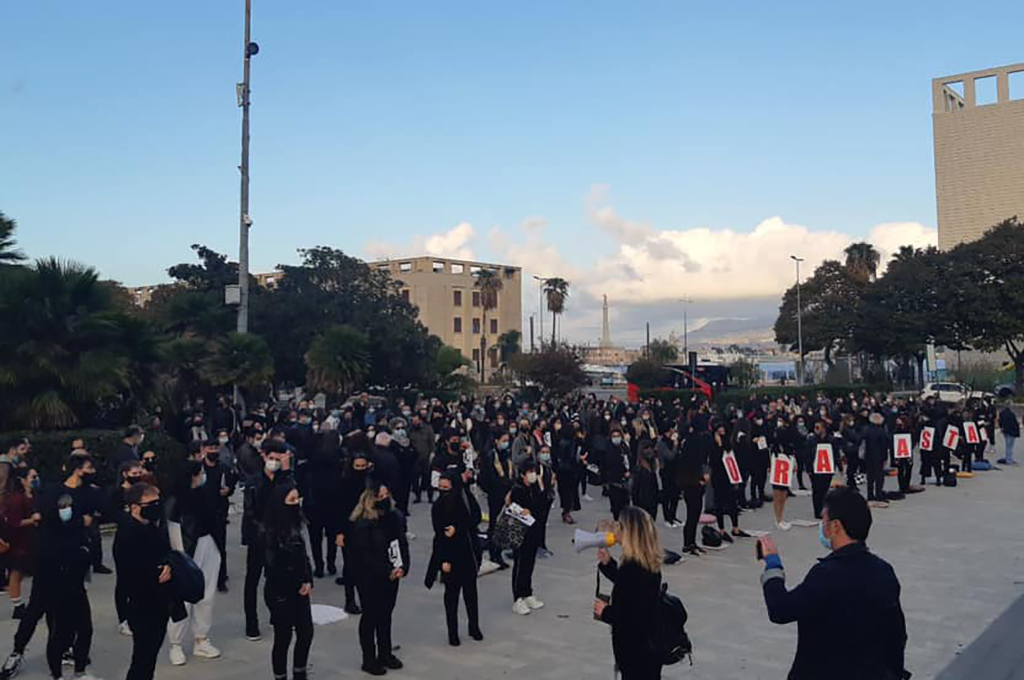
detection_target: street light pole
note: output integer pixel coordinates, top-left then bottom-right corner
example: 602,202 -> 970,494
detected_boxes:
532,275 -> 548,349
679,297 -> 693,360
791,255 -> 804,384
237,0 -> 255,334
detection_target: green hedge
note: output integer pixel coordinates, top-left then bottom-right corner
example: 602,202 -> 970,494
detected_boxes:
712,384 -> 891,411
0,429 -> 188,486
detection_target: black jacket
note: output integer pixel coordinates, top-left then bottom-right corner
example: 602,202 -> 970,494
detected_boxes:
762,543 -> 908,680
264,528 -> 313,600
426,484 -> 481,587
999,407 -> 1020,437
113,516 -> 173,621
599,558 -> 662,674
349,507 -> 411,585
242,470 -> 291,546
863,424 -> 890,463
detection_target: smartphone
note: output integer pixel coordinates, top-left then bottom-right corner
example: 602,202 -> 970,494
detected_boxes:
756,540 -> 764,561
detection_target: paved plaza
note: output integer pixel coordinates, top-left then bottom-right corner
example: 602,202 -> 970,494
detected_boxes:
4,443 -> 1022,680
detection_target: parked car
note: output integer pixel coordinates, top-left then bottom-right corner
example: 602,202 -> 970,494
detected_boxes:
995,383 -> 1016,399
921,382 -> 992,403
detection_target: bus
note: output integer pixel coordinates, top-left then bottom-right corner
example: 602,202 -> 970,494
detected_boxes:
627,363 -> 730,403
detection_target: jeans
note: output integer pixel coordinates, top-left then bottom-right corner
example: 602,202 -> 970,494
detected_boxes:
1005,435 -> 1017,463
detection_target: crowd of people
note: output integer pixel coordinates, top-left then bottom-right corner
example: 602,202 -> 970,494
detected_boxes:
0,387 -> 1017,679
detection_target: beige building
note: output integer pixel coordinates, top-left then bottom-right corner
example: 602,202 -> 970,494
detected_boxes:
372,256 -> 523,379
933,63 -> 1024,250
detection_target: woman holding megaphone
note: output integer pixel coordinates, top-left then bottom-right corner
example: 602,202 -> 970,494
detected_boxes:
593,507 -> 663,680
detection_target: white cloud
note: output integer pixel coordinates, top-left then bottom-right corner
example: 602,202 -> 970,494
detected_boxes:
868,222 -> 938,272
362,221 -> 476,261
586,184 -> 653,243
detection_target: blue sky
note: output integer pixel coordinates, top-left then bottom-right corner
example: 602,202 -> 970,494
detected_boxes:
2,1 -> 1022,342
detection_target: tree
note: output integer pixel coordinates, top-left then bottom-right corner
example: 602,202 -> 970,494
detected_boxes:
508,343 -> 587,395
202,332 -> 274,392
0,258 -> 139,429
0,211 -> 26,265
474,269 -> 503,382
625,359 -> 669,389
648,338 -> 679,365
542,277 -> 570,344
843,242 -> 881,283
304,325 -> 370,396
728,358 -> 759,388
497,330 -> 522,364
428,345 -> 474,392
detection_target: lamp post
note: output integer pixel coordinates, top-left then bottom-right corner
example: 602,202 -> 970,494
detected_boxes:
790,255 -> 805,384
679,297 -> 693,361
532,275 -> 549,349
237,0 -> 257,335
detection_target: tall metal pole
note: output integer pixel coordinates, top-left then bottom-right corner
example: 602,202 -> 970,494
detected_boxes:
237,0 -> 253,334
791,256 -> 804,384
679,297 -> 693,361
533,275 -> 547,349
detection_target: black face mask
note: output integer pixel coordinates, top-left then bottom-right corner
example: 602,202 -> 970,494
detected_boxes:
143,460 -> 156,470
375,499 -> 390,511
139,502 -> 164,523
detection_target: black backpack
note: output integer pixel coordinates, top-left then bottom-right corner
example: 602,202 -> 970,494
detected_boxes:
943,471 -> 958,487
701,524 -> 722,548
655,583 -> 693,665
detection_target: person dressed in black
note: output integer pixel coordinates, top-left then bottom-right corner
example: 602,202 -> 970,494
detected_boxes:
115,482 -> 174,680
348,483 -> 409,676
677,420 -> 708,557
594,506 -> 664,680
199,438 -> 236,593
110,460 -> 147,636
808,420 -> 835,520
334,446 -> 373,614
264,483 -> 315,680
630,442 -> 660,521
510,460 -> 546,615
553,422 -> 580,525
863,413 -> 890,503
306,426 -> 342,579
657,428 -> 681,527
709,422 -> 749,543
425,470 -> 483,646
603,429 -> 631,520
759,488 -> 908,680
478,431 -> 513,570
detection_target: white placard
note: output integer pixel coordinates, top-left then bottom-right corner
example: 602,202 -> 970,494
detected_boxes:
943,425 -> 960,450
893,433 -> 912,460
722,450 -> 743,485
920,426 -> 935,452
813,443 -> 835,474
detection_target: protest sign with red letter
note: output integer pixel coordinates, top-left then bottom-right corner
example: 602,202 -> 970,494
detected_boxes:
920,426 -> 935,452
814,443 -> 835,474
963,422 -> 980,444
723,450 -> 742,485
893,433 -> 912,460
771,455 -> 793,488
943,425 -> 960,450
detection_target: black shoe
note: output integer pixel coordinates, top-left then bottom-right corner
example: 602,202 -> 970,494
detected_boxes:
93,564 -> 113,575
361,661 -> 387,676
380,655 -> 403,670
683,545 -> 701,557
314,566 -> 325,579
413,497 -> 422,504
11,604 -> 24,620
335,576 -> 346,586
327,564 -> 337,576
720,531 -> 734,544
469,627 -> 484,641
448,634 -> 461,647
217,582 -> 229,593
245,626 -> 262,641
345,602 -> 362,615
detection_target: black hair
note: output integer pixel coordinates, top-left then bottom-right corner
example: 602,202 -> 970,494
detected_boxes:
262,439 -> 289,456
125,482 -> 160,506
65,453 -> 93,473
823,487 -> 872,541
123,425 -> 143,439
4,439 -> 21,453
264,481 -> 303,542
118,460 -> 143,477
187,440 -> 202,456
519,459 -> 537,475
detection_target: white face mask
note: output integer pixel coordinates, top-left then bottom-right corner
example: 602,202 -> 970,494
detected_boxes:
218,436 -> 229,445
265,459 -> 282,473
525,472 -> 538,485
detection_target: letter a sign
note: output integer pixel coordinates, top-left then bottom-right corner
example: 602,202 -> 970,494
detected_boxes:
893,433 -> 912,460
814,443 -> 835,474
723,450 -> 743,485
943,425 -> 960,450
963,422 -> 980,445
771,454 -> 793,488
920,426 -> 935,452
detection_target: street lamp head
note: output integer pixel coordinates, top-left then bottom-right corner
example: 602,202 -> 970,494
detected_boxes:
790,255 -> 804,262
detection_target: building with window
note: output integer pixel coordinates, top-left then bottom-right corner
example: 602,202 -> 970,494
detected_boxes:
933,63 -> 1024,250
371,256 -> 523,379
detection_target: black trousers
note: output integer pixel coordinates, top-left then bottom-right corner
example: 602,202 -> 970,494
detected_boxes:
356,580 -> 398,663
795,450 -> 809,489
682,486 -> 703,548
412,456 -> 433,502
13,573 -> 49,654
308,519 -> 337,572
394,469 -> 413,517
269,592 -> 314,678
88,522 -> 103,568
866,456 -> 886,500
512,530 -> 540,600
211,517 -> 228,587
608,485 -> 630,520
661,475 -> 680,523
619,659 -> 663,680
935,448 -> 952,485
340,545 -> 358,606
712,480 -> 738,531
244,542 -> 266,632
896,459 -> 913,492
46,586 -> 92,677
486,493 -> 506,562
846,452 -> 860,488
557,474 -> 580,514
125,610 -> 168,680
751,456 -> 769,502
443,575 -> 480,638
811,473 -> 832,519
115,576 -> 129,624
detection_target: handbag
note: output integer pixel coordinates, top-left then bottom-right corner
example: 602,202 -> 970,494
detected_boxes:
492,506 -> 528,550
167,550 -> 206,604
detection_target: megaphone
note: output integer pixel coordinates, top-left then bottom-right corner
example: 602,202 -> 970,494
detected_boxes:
573,529 -> 617,553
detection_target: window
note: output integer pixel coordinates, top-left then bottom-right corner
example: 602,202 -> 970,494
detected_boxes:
1010,71 -> 1024,101
490,319 -> 498,334
399,262 -> 412,273
451,263 -> 464,274
432,261 -> 445,273
453,317 -> 462,333
470,266 -> 482,276
377,264 -> 390,271
453,290 -> 462,306
401,289 -> 410,302
472,318 -> 481,334
488,348 -> 498,368
975,75 -> 997,106
472,291 -> 481,307
472,348 -> 480,363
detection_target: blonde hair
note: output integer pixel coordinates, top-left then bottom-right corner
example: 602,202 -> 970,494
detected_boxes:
349,488 -> 381,523
618,506 -> 661,573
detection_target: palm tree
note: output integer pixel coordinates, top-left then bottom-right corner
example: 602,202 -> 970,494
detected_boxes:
202,332 -> 274,391
543,277 -> 570,345
0,212 -> 26,265
497,330 -> 521,364
0,258 -> 132,429
304,324 -> 370,396
843,242 -> 880,283
474,269 -> 503,382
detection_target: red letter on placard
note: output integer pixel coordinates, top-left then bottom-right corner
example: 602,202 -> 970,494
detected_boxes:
723,451 -> 742,485
771,456 -> 791,487
943,425 -> 960,450
893,433 -> 912,459
964,422 -> 979,444
920,427 -> 934,451
814,444 -> 834,474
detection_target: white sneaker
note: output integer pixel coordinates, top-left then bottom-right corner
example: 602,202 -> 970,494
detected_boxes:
74,673 -> 104,680
118,621 -> 133,637
524,595 -> 544,610
477,559 -> 500,577
192,638 -> 221,659
776,520 -> 792,531
406,531 -> 417,541
582,494 -> 594,502
512,598 -> 531,615
169,644 -> 187,666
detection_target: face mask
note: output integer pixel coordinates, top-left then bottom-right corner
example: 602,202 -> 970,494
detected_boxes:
140,502 -> 164,523
604,415 -> 611,421
509,428 -> 517,435
206,452 -> 219,462
375,499 -> 390,511
818,521 -> 832,551
127,475 -> 144,484
539,453 -> 552,465
30,478 -> 40,491
218,436 -> 229,445
611,437 -> 623,446
143,460 -> 156,470
642,414 -> 650,421
395,429 -> 407,439
59,507 -> 73,523
402,410 -> 412,418
525,472 -> 538,485
498,441 -> 510,450
265,459 -> 282,473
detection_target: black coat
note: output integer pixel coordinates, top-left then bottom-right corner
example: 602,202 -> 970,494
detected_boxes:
425,485 -> 481,588
113,516 -> 173,621
264,528 -> 313,599
762,543 -> 907,680
349,508 -> 411,585
599,558 -> 662,675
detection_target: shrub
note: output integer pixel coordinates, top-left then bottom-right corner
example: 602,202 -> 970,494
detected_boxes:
712,384 -> 890,411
